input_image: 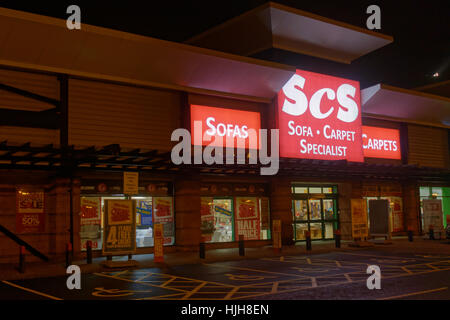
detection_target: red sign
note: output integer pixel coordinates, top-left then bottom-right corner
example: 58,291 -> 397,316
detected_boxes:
190,104 -> 261,149
154,223 -> 164,263
362,126 -> 401,159
235,198 -> 260,240
16,190 -> 45,234
277,69 -> 364,162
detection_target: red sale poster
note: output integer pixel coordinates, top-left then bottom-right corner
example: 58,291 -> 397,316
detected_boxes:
16,189 -> 45,234
235,197 -> 260,240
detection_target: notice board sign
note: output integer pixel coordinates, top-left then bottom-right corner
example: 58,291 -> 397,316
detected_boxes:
154,223 -> 164,263
423,199 -> 444,234
103,199 -> 136,255
123,171 -> 139,195
16,189 -> 45,234
351,199 -> 368,239
369,199 -> 389,236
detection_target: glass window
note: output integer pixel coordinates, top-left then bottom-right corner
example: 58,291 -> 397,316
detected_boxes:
210,198 -> 234,243
236,197 -> 259,240
323,187 -> 333,194
294,223 -> 308,241
419,187 -> 430,197
152,197 -> 175,246
80,197 -> 103,251
323,199 -> 335,220
309,187 -> 322,194
309,223 -> 322,239
432,187 -> 443,197
324,222 -> 334,239
294,187 -> 308,194
308,199 -> 322,220
294,200 -> 308,221
135,197 -> 153,248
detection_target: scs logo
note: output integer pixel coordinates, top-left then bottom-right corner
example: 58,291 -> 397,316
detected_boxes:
281,73 -> 359,123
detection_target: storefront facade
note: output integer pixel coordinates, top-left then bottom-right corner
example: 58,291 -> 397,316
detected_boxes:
0,5 -> 449,263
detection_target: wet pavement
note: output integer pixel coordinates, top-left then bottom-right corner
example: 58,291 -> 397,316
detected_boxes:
1,249 -> 449,300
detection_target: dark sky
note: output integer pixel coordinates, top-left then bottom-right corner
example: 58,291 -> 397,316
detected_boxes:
1,0 -> 449,90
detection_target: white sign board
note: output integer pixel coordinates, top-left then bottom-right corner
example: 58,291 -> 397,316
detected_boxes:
422,199 -> 444,238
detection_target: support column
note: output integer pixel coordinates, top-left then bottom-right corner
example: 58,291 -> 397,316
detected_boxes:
48,178 -> 71,260
338,182 -> 353,240
174,176 -> 201,251
403,181 -> 420,233
270,178 -> 293,245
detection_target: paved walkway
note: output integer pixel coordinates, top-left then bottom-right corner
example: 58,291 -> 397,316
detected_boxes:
1,237 -> 449,281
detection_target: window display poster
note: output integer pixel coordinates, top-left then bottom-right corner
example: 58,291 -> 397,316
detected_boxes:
235,197 -> 260,240
201,197 -> 215,242
153,197 -> 174,245
103,200 -> 136,255
16,189 -> 45,234
80,197 -> 101,251
351,198 -> 368,239
423,199 -> 444,234
391,197 -> 404,232
136,200 -> 152,227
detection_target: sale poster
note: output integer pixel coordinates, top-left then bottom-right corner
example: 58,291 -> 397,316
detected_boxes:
351,199 -> 368,239
103,200 -> 136,255
391,197 -> 404,232
423,199 -> 444,235
153,197 -> 174,245
201,197 -> 215,242
136,200 -> 152,227
80,197 -> 101,251
16,189 -> 45,234
235,197 -> 260,240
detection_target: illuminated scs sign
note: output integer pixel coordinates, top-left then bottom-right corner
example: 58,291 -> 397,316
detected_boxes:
362,126 -> 401,159
278,69 -> 364,162
190,104 -> 261,149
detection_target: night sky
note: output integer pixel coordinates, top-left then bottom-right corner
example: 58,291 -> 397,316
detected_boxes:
0,0 -> 449,90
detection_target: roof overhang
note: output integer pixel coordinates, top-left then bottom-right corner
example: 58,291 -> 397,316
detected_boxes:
0,7 -> 296,103
361,84 -> 450,128
186,2 -> 393,64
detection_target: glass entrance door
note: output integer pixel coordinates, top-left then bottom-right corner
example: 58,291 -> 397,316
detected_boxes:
292,185 -> 338,241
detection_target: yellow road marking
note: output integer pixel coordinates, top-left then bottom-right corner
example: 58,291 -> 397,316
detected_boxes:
224,286 -> 240,300
230,266 -> 450,300
377,287 -> 448,300
280,256 -> 285,262
94,272 -> 188,293
2,280 -> 63,300
151,271 -> 235,288
344,274 -> 352,282
271,282 -> 279,293
401,267 -> 413,274
202,263 -> 306,278
335,261 -> 342,267
135,273 -> 153,281
339,252 -> 417,260
426,264 -> 439,270
181,282 -> 207,300
136,292 -> 185,300
161,277 -> 176,287
307,258 -> 312,265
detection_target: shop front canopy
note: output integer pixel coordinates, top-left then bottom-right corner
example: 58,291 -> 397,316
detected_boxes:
0,7 -> 295,103
361,84 -> 450,128
186,2 -> 393,64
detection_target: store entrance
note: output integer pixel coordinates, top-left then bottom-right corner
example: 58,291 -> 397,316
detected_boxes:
292,185 -> 339,241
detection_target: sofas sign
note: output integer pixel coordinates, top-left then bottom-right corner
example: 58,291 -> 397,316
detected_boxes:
278,69 -> 364,162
